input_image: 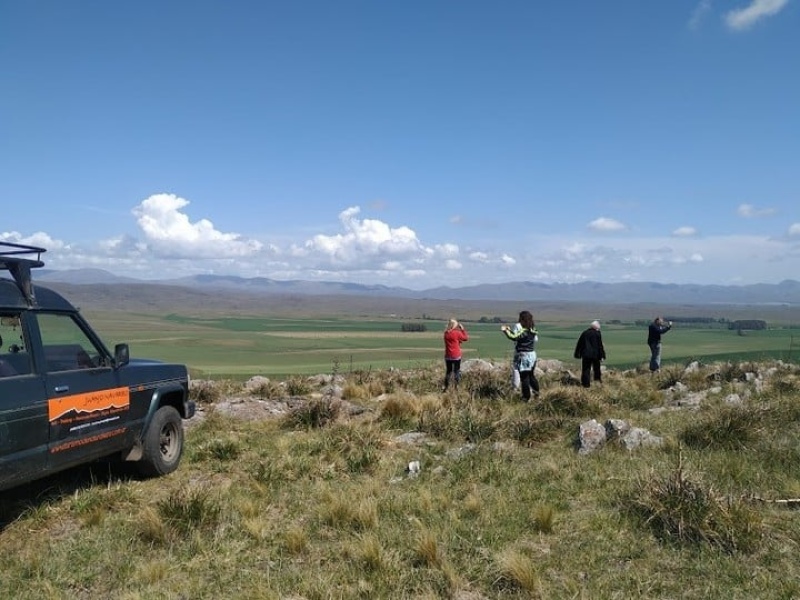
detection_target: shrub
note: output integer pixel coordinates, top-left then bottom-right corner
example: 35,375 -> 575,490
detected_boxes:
505,415 -> 569,447
285,376 -> 311,396
534,386 -> 600,418
378,392 -> 421,429
531,504 -> 556,534
413,528 -> 443,568
190,380 -> 221,404
194,437 -> 242,462
625,455 -> 762,553
679,405 -> 759,450
249,380 -> 282,399
321,423 -> 384,474
714,362 -> 747,383
493,548 -> 540,593
457,408 -> 496,443
654,365 -> 684,390
248,453 -> 315,486
342,381 -> 370,400
463,368 -> 508,401
283,398 -> 340,429
157,487 -> 221,536
767,373 -> 800,395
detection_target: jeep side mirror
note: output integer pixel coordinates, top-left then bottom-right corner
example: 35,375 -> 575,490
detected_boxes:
114,343 -> 130,368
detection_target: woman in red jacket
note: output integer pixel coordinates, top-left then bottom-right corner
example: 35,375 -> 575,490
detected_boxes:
443,318 -> 469,391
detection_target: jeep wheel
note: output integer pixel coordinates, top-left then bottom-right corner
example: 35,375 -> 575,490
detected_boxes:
138,406 -> 184,477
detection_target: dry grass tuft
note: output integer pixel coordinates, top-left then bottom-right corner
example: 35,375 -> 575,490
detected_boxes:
494,548 -> 540,594
284,523 -> 309,555
156,486 -> 221,536
626,453 -> 763,553
413,528 -> 443,568
531,504 -> 555,534
378,391 -> 429,427
319,493 -> 378,531
679,404 -> 758,450
283,397 -> 341,429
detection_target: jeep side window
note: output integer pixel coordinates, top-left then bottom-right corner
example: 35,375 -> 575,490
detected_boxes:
0,313 -> 31,377
36,313 -> 105,372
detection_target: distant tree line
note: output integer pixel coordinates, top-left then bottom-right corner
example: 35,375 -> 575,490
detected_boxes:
401,323 -> 428,332
427,316 -> 771,331
478,316 -> 506,324
634,317 -> 731,328
729,320 -> 767,331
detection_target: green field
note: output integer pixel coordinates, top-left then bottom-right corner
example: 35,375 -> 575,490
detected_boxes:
85,311 -> 800,379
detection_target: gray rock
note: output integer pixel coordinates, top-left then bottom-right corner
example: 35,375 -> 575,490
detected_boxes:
462,359 -> 496,373
536,358 -> 565,373
578,419 -> 607,455
620,427 -> 664,450
244,375 -> 271,391
724,393 -> 743,405
394,431 -> 427,445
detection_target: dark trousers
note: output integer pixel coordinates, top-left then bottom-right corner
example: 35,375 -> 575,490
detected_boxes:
649,342 -> 662,372
444,359 -> 461,389
519,370 -> 539,401
581,358 -> 602,387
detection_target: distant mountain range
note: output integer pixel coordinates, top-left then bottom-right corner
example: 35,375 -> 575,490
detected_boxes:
34,269 -> 800,305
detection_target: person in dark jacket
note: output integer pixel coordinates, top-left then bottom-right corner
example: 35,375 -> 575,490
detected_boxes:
501,310 -> 539,401
647,316 -> 672,372
574,320 -> 606,388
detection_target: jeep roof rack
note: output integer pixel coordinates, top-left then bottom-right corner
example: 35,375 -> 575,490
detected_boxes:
0,241 -> 47,306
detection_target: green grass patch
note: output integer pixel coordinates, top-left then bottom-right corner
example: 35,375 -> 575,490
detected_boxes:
2,358 -> 800,597
78,309 -> 800,378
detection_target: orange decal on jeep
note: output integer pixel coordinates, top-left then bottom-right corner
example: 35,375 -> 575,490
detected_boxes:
48,387 -> 130,423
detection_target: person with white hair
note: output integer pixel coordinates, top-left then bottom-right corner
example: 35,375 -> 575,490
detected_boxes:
574,320 -> 606,388
442,318 -> 469,391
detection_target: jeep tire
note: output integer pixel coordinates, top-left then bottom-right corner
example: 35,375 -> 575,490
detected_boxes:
138,405 -> 184,477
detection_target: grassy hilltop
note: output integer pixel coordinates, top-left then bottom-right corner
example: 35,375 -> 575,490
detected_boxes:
2,294 -> 799,597
2,357 -> 800,598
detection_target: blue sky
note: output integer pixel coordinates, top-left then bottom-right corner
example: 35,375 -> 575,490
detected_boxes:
2,1 -> 798,289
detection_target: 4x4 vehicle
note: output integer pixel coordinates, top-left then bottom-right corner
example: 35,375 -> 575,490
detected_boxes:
0,241 -> 194,491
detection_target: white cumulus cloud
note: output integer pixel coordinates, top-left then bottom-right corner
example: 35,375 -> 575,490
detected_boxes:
737,203 -> 777,218
672,226 -> 698,237
725,0 -> 789,30
300,206 -> 425,265
435,243 -> 460,258
1,230 -> 67,251
788,223 -> 800,236
133,193 -> 263,258
468,251 -> 489,263
689,0 -> 713,29
588,217 -> 627,232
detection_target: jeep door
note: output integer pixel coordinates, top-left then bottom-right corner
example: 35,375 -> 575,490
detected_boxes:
31,312 -> 132,472
0,312 -> 48,490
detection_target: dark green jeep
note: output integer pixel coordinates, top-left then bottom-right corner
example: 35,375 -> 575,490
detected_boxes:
0,242 -> 195,491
